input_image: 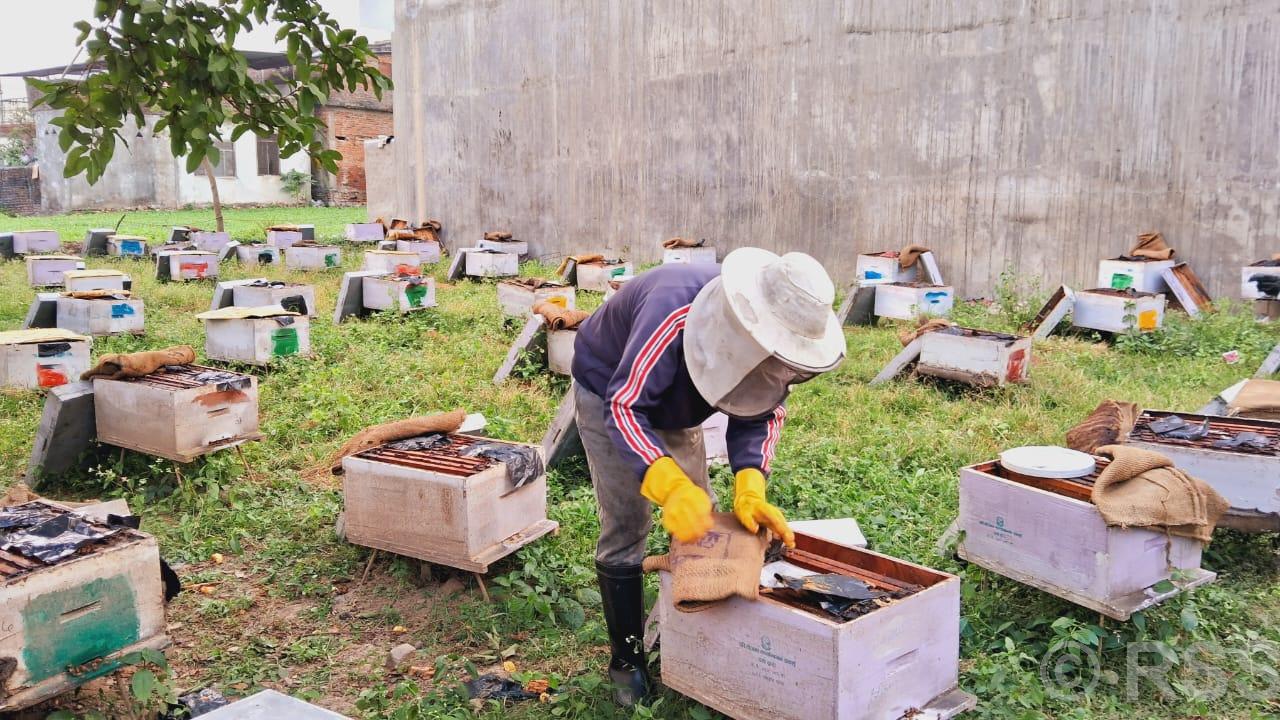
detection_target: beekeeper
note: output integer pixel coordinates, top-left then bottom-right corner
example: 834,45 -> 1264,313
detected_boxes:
571,248 -> 847,706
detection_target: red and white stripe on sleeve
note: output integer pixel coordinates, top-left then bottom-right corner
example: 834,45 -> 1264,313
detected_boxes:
607,305 -> 690,467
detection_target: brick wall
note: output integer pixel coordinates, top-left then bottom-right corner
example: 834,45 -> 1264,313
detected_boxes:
320,106 -> 393,205
0,166 -> 39,214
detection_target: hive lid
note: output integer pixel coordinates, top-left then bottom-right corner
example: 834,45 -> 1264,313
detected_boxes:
0,328 -> 89,345
25,254 -> 82,261
63,269 -> 125,279
998,446 -> 1096,479
196,304 -> 299,321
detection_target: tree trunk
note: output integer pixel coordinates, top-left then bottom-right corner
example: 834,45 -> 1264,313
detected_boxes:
201,158 -> 225,232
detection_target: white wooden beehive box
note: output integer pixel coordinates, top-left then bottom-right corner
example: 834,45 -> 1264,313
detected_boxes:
362,275 -> 436,314
12,230 -> 60,255
1241,261 -> 1280,300
917,327 -> 1032,387
662,246 -> 717,265
198,307 -> 311,365
702,412 -> 729,465
55,295 -> 145,336
285,244 -> 342,271
189,231 -> 231,253
1123,411 -> 1280,532
106,236 -> 148,258
465,249 -> 520,278
873,282 -> 954,320
232,282 -> 317,317
63,270 -> 127,293
93,364 -> 261,462
1096,258 -> 1175,293
165,250 -> 219,281
0,329 -> 91,390
657,534 -> 973,720
342,434 -> 559,572
547,328 -> 576,376
478,238 -> 529,256
345,222 -> 385,242
576,261 -> 632,292
1071,289 -> 1165,333
956,458 -> 1214,620
235,244 -> 280,266
0,502 -> 168,712
395,239 -> 442,264
603,275 -> 634,301
364,249 -> 422,275
266,229 -> 302,249
855,252 -> 918,285
496,280 -> 576,318
25,256 -> 82,287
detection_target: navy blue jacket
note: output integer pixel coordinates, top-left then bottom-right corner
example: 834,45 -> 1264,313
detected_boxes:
572,264 -> 786,479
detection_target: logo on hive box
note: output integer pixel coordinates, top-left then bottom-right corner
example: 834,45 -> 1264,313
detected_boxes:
978,514 -> 1023,544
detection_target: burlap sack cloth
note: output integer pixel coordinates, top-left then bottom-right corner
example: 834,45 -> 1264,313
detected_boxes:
1129,232 -> 1175,261
62,289 -> 132,300
508,278 -> 553,290
555,253 -> 606,277
328,408 -> 467,474
81,345 -> 196,381
484,231 -> 513,242
1066,400 -> 1139,453
662,237 -> 703,250
533,301 -> 590,330
1092,445 -> 1228,543
898,318 -> 954,346
643,513 -> 769,612
1226,379 -> 1280,420
267,224 -> 301,232
898,244 -> 931,269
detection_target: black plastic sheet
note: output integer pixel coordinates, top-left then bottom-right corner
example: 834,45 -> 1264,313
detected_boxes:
464,674 -> 538,702
386,433 -> 451,452
2,512 -> 120,563
461,442 -> 544,488
776,573 -> 884,601
1212,431 -> 1274,450
1149,415 -> 1210,440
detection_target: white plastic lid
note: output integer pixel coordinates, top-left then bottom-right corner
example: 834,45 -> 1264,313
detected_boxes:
999,446 -> 1096,479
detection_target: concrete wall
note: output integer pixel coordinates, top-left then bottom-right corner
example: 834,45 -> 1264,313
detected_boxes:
392,0 -> 1280,298
364,136 -> 397,221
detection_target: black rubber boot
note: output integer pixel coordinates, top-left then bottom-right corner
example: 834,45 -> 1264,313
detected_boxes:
596,561 -> 652,707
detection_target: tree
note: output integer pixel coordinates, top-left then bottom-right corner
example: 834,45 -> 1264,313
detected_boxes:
29,0 -> 391,230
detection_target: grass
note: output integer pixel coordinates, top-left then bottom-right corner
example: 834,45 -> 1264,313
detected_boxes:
2,207 -> 1279,719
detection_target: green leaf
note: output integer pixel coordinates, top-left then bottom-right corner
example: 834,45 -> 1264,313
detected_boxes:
1180,607 -> 1198,632
131,668 -> 158,702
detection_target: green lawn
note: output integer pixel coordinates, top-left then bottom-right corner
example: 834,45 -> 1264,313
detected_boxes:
2,207 -> 1278,720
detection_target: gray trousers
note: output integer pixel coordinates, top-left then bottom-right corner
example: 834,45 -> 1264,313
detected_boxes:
575,385 -> 715,566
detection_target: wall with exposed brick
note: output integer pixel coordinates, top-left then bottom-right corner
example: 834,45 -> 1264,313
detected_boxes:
316,49 -> 394,206
0,166 -> 39,215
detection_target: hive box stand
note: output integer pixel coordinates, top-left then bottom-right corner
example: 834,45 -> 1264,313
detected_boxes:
364,249 -> 421,274
656,534 -> 974,720
917,328 -> 1032,387
93,365 -> 261,463
285,245 -> 342,271
395,239 -> 442,264
0,509 -> 169,712
873,283 -> 954,320
662,246 -> 717,265
956,460 -> 1214,620
547,328 -> 576,375
199,309 -> 311,365
576,261 -> 632,292
12,230 -> 60,255
362,276 -> 436,314
1071,289 -> 1165,333
55,296 -> 145,336
1241,262 -> 1280,300
25,256 -> 82,287
1096,258 -> 1175,293
496,281 -> 576,318
345,222 -> 385,242
107,236 -> 149,257
0,330 -> 91,390
855,252 -> 918,285
232,283 -> 317,317
341,436 -> 559,573
465,250 -> 519,278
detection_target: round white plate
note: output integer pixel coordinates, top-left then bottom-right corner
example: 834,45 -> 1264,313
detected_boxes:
999,446 -> 1096,479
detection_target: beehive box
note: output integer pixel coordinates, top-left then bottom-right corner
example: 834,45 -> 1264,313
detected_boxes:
873,282 -> 954,319
917,327 -> 1031,387
12,230 -> 60,255
232,282 -> 317,317
465,249 -> 519,278
603,275 -> 633,302
198,306 -> 311,365
547,328 -> 576,375
266,229 -> 302,249
657,534 -> 973,720
855,252 -> 918,285
1097,258 -> 1175,293
496,280 -> 576,318
576,261 -> 632,292
364,249 -> 421,275
55,295 -> 145,336
93,364 -> 261,462
662,246 -> 717,265
0,329 -> 91,390
235,244 -> 280,266
190,231 -> 231,253
285,244 -> 342,271
1124,411 -> 1280,532
702,412 -> 729,464
63,269 -> 127,293
106,236 -> 148,258
163,251 -> 219,281
0,502 -> 168,712
956,458 -> 1214,619
25,255 -> 82,287
345,222 -> 385,242
478,238 -> 529,256
362,275 -> 436,313
342,434 -> 559,572
1241,261 -> 1280,300
1071,289 -> 1165,333
395,239 -> 442,264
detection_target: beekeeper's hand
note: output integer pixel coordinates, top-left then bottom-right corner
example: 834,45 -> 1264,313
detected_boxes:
733,468 -> 795,548
640,457 -> 713,543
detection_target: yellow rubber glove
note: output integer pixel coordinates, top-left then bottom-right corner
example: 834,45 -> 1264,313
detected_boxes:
733,468 -> 796,548
640,456 -> 713,543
